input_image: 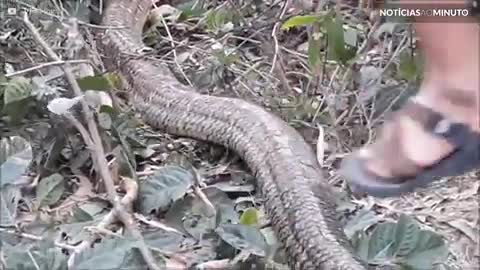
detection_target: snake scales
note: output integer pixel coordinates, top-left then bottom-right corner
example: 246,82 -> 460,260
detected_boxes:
97,0 -> 368,269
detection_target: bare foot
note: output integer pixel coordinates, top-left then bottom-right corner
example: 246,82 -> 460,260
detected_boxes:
359,74 -> 479,182
339,76 -> 480,197
340,21 -> 480,197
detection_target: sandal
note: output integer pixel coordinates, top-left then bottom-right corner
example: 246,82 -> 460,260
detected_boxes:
339,96 -> 480,198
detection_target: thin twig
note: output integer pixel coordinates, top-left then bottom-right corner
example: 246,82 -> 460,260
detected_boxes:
68,176 -> 142,268
67,210 -> 116,268
191,169 -> 216,216
269,0 -> 288,74
5,60 -> 90,78
154,8 -> 194,87
27,252 -> 40,270
267,0 -> 292,91
21,12 -> 160,270
0,228 -> 76,251
134,214 -> 184,234
312,65 -> 340,123
16,0 -> 124,30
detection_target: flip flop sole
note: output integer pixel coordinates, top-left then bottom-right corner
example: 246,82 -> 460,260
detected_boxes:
339,126 -> 480,198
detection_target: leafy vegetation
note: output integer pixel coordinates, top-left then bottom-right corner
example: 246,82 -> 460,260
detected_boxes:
282,11 -> 357,68
351,214 -> 449,269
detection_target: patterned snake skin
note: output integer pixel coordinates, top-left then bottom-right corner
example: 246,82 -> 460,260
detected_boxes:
97,0 -> 368,269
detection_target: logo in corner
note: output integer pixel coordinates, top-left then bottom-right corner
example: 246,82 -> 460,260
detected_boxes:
1,0 -> 62,19
0,0 -> 18,17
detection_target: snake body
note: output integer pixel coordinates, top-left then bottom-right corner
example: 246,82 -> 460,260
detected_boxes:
98,1 -> 367,269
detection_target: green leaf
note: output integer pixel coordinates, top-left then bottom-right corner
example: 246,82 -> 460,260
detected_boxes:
350,230 -> 371,261
179,5 -> 207,20
239,207 -> 259,226
3,242 -> 68,270
215,51 -> 240,66
325,15 -> 356,65
351,214 -> 449,268
1,76 -> 33,123
72,201 -> 108,222
216,224 -> 268,257
76,72 -> 120,91
398,50 -> 423,82
281,15 -> 321,30
205,9 -> 233,32
2,76 -> 32,105
0,186 -> 20,227
0,136 -> 32,187
36,173 -> 65,208
58,220 -> 99,244
344,209 -> 381,239
1,99 -> 32,124
110,119 -> 139,178
0,74 -> 7,89
367,222 -> 396,263
73,237 -> 165,269
144,230 -> 194,251
402,230 -> 449,269
164,187 -> 238,240
393,214 -> 420,257
138,166 -> 195,215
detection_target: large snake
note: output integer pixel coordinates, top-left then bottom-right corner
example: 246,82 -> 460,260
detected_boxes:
97,0 -> 368,269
